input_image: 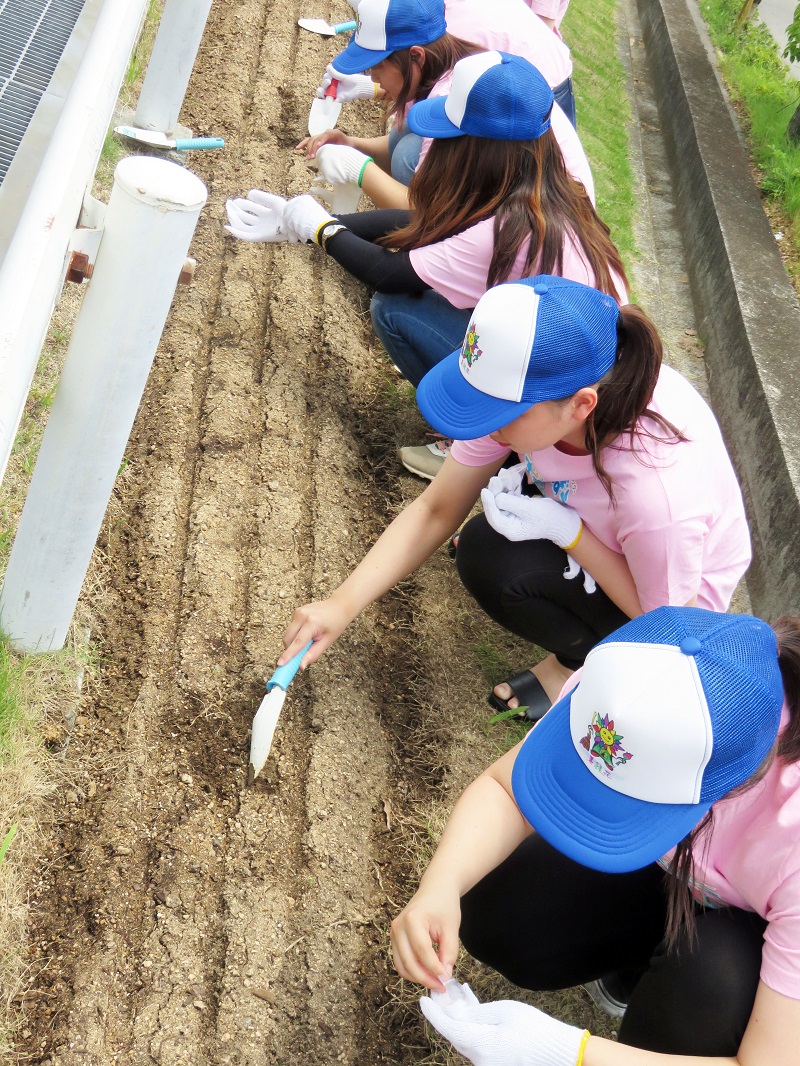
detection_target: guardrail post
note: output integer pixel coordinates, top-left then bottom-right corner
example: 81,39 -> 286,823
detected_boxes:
134,0 -> 215,135
0,155 -> 207,652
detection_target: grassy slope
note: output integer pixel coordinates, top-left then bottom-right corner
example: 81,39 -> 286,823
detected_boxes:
700,0 -> 800,273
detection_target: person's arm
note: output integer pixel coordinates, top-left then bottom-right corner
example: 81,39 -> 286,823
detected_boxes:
422,979 -> 800,1066
568,526 -> 643,619
322,228 -> 428,292
391,740 -> 530,991
334,209 -> 410,241
358,161 -> 410,210
279,456 -> 500,667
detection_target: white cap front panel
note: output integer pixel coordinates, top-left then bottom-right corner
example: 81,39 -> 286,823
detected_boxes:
444,50 -> 502,128
458,284 -> 539,400
356,0 -> 391,50
568,641 -> 714,804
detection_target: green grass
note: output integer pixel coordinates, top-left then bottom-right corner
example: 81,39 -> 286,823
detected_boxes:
568,0 -> 638,268
0,646 -> 27,759
699,0 -> 800,261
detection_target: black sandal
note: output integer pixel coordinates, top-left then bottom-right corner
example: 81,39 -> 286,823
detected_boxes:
487,670 -> 552,722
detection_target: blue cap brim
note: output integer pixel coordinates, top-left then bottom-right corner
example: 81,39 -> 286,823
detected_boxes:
331,38 -> 392,75
407,96 -> 464,138
416,348 -> 535,439
511,691 -> 712,874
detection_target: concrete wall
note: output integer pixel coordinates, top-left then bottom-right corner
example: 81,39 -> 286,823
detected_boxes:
638,0 -> 800,617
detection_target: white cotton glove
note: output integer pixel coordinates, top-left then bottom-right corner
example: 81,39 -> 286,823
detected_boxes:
564,554 -> 597,594
314,143 -> 373,187
224,190 -> 290,243
420,980 -> 588,1066
282,194 -> 337,245
484,461 -> 527,500
481,490 -> 583,550
317,64 -> 378,102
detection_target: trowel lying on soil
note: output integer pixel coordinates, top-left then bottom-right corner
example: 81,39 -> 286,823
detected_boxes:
308,81 -> 342,136
298,17 -> 357,35
248,641 -> 312,784
115,125 -> 225,151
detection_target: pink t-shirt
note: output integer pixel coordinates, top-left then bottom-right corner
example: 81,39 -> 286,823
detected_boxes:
444,0 -> 572,85
450,365 -> 751,612
662,711 -> 800,999
527,0 -> 570,28
409,228 -> 621,310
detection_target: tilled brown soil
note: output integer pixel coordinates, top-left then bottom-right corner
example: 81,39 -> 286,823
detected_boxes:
15,2 -> 569,1063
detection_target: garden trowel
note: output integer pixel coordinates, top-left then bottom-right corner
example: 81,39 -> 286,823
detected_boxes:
308,80 -> 341,136
298,16 -> 357,35
248,641 -> 312,784
114,125 -> 224,150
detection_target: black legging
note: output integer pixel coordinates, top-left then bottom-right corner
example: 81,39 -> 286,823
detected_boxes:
456,513 -> 630,669
460,833 -> 766,1056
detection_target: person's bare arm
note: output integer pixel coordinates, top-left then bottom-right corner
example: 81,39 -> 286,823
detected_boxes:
279,456 -> 500,667
391,741 -> 530,989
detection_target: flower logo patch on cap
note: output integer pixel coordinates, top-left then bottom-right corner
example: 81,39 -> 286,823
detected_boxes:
580,712 -> 633,778
460,323 -> 483,371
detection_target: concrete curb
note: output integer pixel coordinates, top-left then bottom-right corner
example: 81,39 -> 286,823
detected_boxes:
638,0 -> 800,617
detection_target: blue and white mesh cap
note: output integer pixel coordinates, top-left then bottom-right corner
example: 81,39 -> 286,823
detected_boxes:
407,51 -> 553,140
511,607 -> 785,874
417,275 -> 620,440
331,0 -> 447,74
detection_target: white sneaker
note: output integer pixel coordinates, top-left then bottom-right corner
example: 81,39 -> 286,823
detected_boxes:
398,440 -> 451,480
584,977 -> 629,1019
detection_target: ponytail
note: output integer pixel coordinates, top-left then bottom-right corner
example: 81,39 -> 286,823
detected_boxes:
664,614 -> 800,951
587,304 -> 686,502
774,615 -> 800,761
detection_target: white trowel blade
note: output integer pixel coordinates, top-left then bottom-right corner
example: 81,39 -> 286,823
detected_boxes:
298,16 -> 336,34
308,96 -> 342,136
248,686 -> 287,783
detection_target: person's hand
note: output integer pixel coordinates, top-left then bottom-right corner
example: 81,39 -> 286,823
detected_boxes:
391,886 -> 461,991
314,144 -> 373,187
481,491 -> 582,549
317,63 -> 379,102
420,980 -> 589,1066
279,597 -> 354,669
296,128 -> 351,158
484,461 -> 526,500
283,194 -> 337,244
224,190 -> 289,243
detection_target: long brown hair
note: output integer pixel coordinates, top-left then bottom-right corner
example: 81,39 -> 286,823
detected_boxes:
582,304 -> 686,502
383,34 -> 482,121
380,131 -> 628,296
664,615 -> 800,950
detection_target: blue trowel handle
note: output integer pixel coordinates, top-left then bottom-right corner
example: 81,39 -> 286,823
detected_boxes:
266,640 -> 313,692
175,137 -> 225,150
333,19 -> 357,32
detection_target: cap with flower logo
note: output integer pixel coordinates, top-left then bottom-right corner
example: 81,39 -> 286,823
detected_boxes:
416,275 -> 620,441
511,606 -> 785,873
407,51 -> 553,141
331,0 -> 447,75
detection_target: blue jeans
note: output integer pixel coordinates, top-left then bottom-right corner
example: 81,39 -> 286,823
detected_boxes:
553,75 -> 577,129
387,124 -> 423,185
370,290 -> 474,387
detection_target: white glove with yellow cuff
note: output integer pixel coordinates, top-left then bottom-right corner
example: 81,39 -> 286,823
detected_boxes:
420,980 -> 590,1066
481,489 -> 583,550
